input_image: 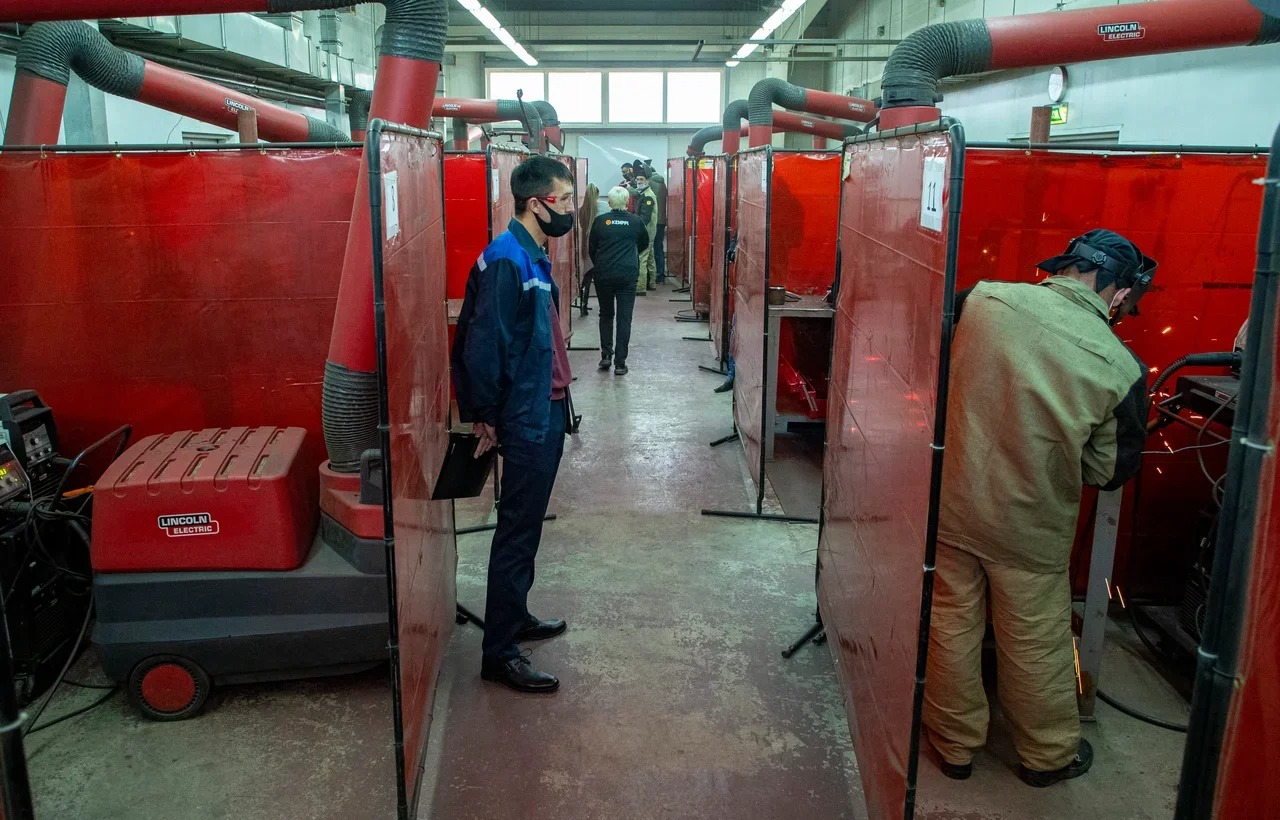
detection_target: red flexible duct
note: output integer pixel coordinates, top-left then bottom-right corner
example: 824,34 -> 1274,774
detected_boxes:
687,111 -> 858,156
879,0 -> 1280,128
746,80 -> 877,147
434,97 -> 544,151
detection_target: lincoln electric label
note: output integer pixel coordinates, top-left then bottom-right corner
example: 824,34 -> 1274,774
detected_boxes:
1098,22 -> 1145,42
158,513 -> 220,538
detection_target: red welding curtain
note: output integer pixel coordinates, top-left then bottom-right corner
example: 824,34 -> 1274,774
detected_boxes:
769,152 -> 841,294
732,149 -> 770,491
959,149 -> 1263,596
666,157 -> 687,284
709,156 -> 732,362
444,152 -> 490,301
0,147 -> 361,469
374,130 -> 456,812
577,157 -> 591,280
820,130 -> 957,820
1213,174 -> 1280,820
692,159 -> 717,316
549,154 -> 577,341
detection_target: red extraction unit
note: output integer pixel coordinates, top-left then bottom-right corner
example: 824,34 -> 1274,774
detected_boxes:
93,427 -> 318,572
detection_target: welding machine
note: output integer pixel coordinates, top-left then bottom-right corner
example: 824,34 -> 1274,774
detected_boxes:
91,427 -> 387,720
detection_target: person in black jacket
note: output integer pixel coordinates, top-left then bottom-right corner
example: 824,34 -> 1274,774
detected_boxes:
588,186 -> 649,375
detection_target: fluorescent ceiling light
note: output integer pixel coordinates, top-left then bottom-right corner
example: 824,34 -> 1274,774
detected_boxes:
455,0 -> 537,67
731,0 -> 806,60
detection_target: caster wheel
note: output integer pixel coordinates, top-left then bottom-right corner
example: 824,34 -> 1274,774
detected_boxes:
128,656 -> 211,721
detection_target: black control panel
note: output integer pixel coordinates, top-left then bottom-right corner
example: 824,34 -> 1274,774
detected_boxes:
0,445 -> 30,504
1173,375 -> 1239,429
0,391 -> 60,497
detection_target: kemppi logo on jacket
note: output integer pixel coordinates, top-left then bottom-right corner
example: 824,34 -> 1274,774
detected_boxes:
1098,21 -> 1145,41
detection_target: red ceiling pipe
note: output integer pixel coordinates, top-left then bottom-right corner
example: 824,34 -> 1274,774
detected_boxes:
434,97 -> 544,151
720,98 -> 748,154
879,0 -> 1280,129
687,112 -> 858,156
747,80 -> 876,147
531,101 -> 563,151
4,22 -> 347,145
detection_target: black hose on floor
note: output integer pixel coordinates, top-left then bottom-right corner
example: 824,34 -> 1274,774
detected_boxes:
1096,688 -> 1188,733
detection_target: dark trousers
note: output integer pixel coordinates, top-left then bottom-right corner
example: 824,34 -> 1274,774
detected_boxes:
595,276 -> 636,366
482,399 -> 566,663
579,269 -> 595,316
654,224 -> 667,281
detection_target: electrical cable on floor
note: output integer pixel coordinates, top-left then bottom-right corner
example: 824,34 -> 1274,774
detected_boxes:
26,689 -> 119,735
63,680 -> 115,690
1096,688 -> 1187,733
673,309 -> 701,319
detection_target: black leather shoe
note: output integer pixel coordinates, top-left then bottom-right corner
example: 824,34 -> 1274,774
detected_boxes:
1019,739 -> 1094,788
713,379 -> 733,394
598,358 -> 612,371
481,656 -> 560,693
938,759 -> 972,780
614,365 -> 629,376
518,618 -> 567,641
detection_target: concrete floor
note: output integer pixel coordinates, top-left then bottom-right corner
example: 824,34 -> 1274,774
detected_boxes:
419,286 -> 860,819
24,281 -> 1189,820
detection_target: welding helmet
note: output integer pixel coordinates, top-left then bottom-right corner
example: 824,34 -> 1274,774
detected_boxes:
1037,229 -> 1157,325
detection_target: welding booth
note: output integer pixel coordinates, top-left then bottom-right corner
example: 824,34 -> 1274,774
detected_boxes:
811,0 -> 1280,818
665,156 -> 688,292
443,144 -> 584,345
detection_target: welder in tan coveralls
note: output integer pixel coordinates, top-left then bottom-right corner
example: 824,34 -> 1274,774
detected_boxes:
925,229 -> 1156,788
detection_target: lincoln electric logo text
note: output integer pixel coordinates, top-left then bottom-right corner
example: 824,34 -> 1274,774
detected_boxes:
1098,22 -> 1145,41
158,513 -> 220,538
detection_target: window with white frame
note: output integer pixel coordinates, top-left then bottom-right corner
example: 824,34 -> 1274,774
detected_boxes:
488,69 -> 722,125
547,72 -> 603,123
666,72 -> 722,123
488,71 -> 545,102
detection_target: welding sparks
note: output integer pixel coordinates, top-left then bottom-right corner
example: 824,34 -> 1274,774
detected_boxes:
1149,366 -> 1159,373
1117,585 -> 1128,609
1073,637 -> 1083,694
1162,326 -> 1174,335
1106,578 -> 1113,599
1156,467 -> 1164,475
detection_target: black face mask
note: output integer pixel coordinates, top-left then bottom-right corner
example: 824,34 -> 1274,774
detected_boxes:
534,198 -> 575,238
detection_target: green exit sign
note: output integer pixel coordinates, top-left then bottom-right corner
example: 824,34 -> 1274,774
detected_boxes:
1050,104 -> 1069,125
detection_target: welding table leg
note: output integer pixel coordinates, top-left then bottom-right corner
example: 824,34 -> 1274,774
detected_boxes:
1078,488 -> 1123,719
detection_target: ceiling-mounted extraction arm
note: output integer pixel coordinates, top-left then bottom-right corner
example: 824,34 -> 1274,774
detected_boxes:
746,79 -> 877,148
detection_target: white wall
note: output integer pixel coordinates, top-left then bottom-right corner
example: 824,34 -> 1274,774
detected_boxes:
0,53 -> 14,139
942,48 -> 1280,145
825,0 -> 1280,146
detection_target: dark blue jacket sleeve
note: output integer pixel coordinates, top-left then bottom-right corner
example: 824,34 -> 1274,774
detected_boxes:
456,257 -> 522,426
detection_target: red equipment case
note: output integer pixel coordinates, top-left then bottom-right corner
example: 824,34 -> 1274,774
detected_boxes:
93,427 -> 319,573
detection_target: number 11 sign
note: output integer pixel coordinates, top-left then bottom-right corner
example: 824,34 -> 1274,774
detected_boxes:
919,156 -> 945,233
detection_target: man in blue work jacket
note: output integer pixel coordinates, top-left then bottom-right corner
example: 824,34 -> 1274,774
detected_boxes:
451,155 -> 576,694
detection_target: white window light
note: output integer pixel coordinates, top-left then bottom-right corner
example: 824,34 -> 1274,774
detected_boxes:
726,60 -> 740,67
457,1 -> 538,67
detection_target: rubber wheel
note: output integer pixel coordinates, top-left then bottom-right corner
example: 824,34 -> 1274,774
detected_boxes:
127,656 -> 211,721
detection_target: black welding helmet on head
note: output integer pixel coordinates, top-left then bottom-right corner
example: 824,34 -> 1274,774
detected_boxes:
1037,228 -> 1158,325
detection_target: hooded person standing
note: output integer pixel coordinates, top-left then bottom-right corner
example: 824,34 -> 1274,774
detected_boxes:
923,229 -> 1156,786
632,169 -> 659,292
